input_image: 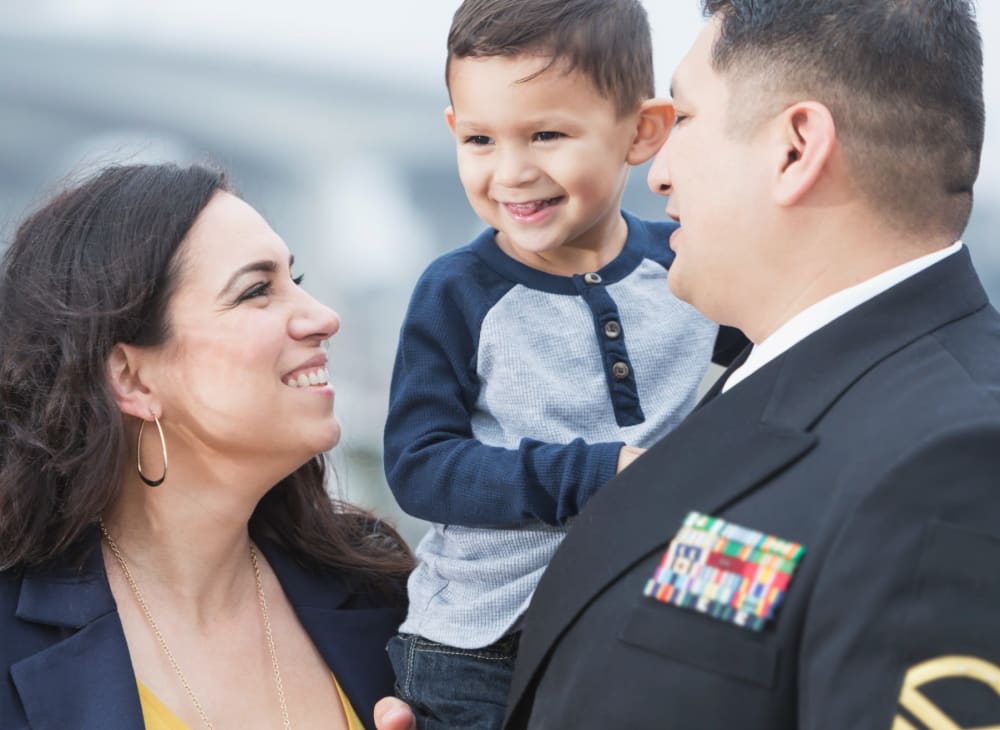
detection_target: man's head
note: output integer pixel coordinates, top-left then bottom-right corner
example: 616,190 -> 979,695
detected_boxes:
648,0 -> 984,339
444,0 -> 671,274
446,0 -> 655,118
703,0 -> 984,239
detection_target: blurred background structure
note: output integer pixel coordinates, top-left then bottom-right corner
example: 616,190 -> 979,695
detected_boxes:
2,1 -> 998,544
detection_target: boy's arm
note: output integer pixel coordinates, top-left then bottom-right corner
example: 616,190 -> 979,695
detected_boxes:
383,268 -> 624,528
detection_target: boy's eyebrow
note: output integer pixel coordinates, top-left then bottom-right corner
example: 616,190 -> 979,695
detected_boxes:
453,114 -> 583,131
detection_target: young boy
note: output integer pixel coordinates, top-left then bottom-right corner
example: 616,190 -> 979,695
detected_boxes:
383,1 -> 726,726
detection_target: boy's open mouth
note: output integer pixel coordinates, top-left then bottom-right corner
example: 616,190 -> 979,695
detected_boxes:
504,197 -> 563,217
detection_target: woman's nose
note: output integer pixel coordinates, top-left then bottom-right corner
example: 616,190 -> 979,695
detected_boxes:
290,290 -> 340,341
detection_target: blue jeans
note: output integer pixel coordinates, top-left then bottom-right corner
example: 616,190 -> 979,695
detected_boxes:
386,632 -> 520,730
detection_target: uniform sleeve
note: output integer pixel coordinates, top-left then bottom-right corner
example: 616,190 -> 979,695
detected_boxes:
383,264 -> 623,528
799,422 -> 1000,728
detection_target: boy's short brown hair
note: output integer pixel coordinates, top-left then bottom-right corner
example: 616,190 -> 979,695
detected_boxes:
446,0 -> 655,117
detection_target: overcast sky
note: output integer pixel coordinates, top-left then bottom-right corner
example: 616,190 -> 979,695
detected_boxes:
9,0 -> 1000,198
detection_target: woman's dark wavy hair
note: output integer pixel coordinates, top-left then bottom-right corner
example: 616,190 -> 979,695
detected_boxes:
0,163 -> 412,596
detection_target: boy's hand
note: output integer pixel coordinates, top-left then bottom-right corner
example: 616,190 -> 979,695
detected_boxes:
617,445 -> 646,473
374,697 -> 417,730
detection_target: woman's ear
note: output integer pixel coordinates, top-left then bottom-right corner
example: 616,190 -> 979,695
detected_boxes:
626,98 -> 675,165
773,101 -> 837,207
106,344 -> 158,420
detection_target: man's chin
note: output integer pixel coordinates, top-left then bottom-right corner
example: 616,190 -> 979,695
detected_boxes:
666,268 -> 693,305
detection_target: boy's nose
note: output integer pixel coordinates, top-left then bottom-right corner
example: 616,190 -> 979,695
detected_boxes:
493,146 -> 538,188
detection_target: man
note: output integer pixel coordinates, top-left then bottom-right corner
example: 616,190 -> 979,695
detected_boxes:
378,0 -> 997,727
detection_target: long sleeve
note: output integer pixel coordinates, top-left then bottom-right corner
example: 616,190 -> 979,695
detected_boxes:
383,252 -> 622,528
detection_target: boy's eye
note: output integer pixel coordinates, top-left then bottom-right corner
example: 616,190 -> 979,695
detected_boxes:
533,131 -> 563,142
464,135 -> 493,146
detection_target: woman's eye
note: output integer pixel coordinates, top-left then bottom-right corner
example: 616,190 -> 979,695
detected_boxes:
464,135 -> 493,146
292,273 -> 304,286
237,281 -> 272,303
533,131 -> 563,142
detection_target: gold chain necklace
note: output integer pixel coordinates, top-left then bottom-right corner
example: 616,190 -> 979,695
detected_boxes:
99,521 -> 292,730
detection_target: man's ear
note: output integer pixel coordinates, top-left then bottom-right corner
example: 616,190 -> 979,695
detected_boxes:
106,344 -> 159,421
773,101 -> 836,207
444,105 -> 457,138
626,98 -> 674,165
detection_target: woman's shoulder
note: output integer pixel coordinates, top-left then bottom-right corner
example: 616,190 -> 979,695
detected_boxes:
258,536 -> 408,612
0,566 -> 24,618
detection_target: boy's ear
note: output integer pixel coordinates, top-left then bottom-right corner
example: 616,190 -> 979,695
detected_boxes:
444,105 -> 457,137
772,101 -> 836,207
106,343 -> 160,421
626,98 -> 674,165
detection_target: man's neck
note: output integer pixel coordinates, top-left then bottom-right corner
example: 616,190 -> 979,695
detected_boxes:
746,228 -> 955,344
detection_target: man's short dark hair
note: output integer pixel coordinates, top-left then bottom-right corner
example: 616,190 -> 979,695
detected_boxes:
703,0 -> 985,238
447,0 -> 655,117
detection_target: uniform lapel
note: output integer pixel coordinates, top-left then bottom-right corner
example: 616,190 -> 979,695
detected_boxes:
507,363 -> 816,718
507,248 -> 991,722
11,531 -> 144,730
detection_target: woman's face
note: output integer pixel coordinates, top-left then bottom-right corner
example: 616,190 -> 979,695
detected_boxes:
143,191 -> 341,473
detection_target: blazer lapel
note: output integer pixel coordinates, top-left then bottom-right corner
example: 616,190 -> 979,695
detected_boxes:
11,533 -> 143,730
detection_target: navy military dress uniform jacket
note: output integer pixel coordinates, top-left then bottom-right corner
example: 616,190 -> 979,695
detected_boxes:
1,529 -> 405,730
506,247 -> 1000,728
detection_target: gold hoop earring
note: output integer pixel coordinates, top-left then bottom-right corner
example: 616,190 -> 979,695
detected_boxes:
137,415 -> 168,487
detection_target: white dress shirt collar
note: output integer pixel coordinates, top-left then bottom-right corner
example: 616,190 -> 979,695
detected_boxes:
722,241 -> 964,393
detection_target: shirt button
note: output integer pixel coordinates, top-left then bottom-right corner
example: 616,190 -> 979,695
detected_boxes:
583,272 -> 603,285
612,361 -> 630,380
603,321 -> 622,339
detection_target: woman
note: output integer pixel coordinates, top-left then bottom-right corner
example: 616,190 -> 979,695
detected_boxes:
0,163 -> 413,729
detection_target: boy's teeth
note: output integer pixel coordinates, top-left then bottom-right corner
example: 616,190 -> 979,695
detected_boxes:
508,198 -> 555,214
285,367 -> 330,388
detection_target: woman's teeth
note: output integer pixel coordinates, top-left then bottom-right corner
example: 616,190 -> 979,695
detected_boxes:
284,367 -> 330,388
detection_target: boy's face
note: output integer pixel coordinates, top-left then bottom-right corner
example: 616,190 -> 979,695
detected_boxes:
447,55 -> 641,274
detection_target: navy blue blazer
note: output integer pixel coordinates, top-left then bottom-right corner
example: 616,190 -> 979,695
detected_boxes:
507,247 -> 1000,728
1,529 -> 405,729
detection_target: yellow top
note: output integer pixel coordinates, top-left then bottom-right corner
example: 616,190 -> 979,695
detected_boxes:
137,674 -> 365,730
